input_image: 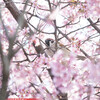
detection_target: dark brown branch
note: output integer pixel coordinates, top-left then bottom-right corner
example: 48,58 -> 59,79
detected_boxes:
87,18 -> 100,34
3,0 -> 34,34
47,0 -> 52,11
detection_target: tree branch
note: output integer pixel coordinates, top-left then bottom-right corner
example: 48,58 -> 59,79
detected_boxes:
87,18 -> 100,34
3,0 -> 34,34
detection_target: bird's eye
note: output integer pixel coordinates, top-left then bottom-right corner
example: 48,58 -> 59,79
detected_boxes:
51,40 -> 54,43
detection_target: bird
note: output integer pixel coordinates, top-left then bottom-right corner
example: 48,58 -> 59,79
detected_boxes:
45,38 -> 70,57
32,40 -> 44,54
45,38 -> 86,60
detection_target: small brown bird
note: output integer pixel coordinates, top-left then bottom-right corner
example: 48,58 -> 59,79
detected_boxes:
45,38 -> 56,57
45,38 -> 86,60
32,40 -> 44,54
45,38 -> 70,57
